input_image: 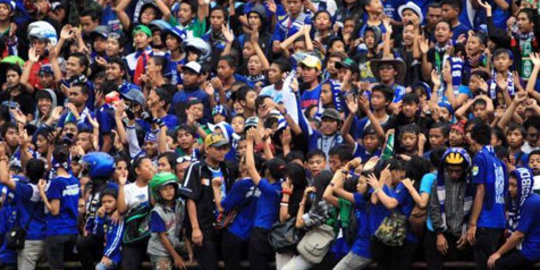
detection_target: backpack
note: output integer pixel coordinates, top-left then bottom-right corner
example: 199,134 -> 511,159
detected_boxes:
122,202 -> 152,245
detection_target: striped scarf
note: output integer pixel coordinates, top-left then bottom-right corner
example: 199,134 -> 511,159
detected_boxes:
436,147 -> 474,234
508,168 -> 534,235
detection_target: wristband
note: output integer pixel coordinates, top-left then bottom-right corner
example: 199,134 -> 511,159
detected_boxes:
280,203 -> 289,207
373,188 -> 380,194
282,189 -> 292,195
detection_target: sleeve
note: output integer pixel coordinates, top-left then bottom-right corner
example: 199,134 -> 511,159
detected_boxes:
516,200 -> 539,234
46,179 -> 62,200
472,155 -> 487,185
180,163 -> 202,200
393,184 -> 409,205
104,220 -> 125,258
429,181 -> 443,232
221,181 -> 251,212
272,21 -> 284,42
150,211 -> 167,233
420,174 -> 435,195
353,192 -> 366,208
15,183 -> 39,202
93,215 -> 106,236
257,179 -> 279,195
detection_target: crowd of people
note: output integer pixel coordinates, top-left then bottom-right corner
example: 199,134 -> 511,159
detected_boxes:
0,0 -> 540,270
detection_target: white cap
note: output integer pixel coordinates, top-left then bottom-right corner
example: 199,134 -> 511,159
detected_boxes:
398,2 -> 423,24
183,61 -> 202,74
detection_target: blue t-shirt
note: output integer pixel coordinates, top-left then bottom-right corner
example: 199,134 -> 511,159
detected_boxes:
101,4 -> 123,33
516,194 -> 540,261
272,12 -> 312,42
392,182 -> 418,243
351,192 -> 372,259
45,175 -> 80,236
253,179 -> 281,230
222,178 -> 258,240
369,186 -> 392,231
420,173 -> 437,232
15,183 -> 47,240
300,85 -> 321,110
472,149 -> 507,229
353,142 -> 381,161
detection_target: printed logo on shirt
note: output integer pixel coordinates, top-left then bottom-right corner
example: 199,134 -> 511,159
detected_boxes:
472,166 -> 479,176
201,178 -> 210,186
63,184 -> 80,196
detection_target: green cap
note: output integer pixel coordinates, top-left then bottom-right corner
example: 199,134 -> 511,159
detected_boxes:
133,25 -> 152,37
0,55 -> 24,68
150,172 -> 179,200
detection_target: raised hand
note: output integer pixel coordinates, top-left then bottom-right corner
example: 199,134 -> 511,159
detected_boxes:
222,24 -> 235,44
419,38 -> 430,55
345,94 -> 358,114
431,70 -> 441,86
28,46 -> 39,62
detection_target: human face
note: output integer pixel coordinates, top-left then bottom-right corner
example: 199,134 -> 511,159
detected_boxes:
0,4 -> 11,21
493,53 -> 512,73
315,12 -> 331,31
247,55 -> 263,76
366,0 -> 383,14
379,64 -> 396,83
207,145 -> 229,163
158,156 -> 173,173
236,140 -> 247,158
93,36 -> 106,53
5,70 -> 19,87
527,126 -> 539,146
328,155 -> 344,173
210,9 -> 225,30
165,34 -> 180,51
508,177 -> 518,199
301,66 -> 319,84
39,73 -> 54,88
76,132 -> 93,152
159,184 -> 176,201
3,128 -> 17,147
465,36 -> 483,57
293,40 -> 306,53
178,3 -> 194,25
267,63 -> 283,84
152,30 -> 164,48
114,160 -> 128,181
402,102 -> 418,118
217,60 -> 234,80
320,118 -> 339,135
101,195 -> 117,214
231,117 -> 245,134
343,20 -> 355,35
68,86 -> 87,107
370,91 -> 388,110
62,123 -> 78,138
441,4 -> 457,21
364,31 -> 376,49
401,132 -> 418,151
306,155 -> 326,176
507,129 -> 524,149
248,13 -> 262,30
439,107 -> 451,121
80,16 -> 98,35
32,39 -> 47,56
326,57 -> 340,75
105,37 -> 122,57
136,158 -> 156,182
37,97 -> 52,116
429,128 -> 446,148
182,69 -> 199,87
187,103 -> 204,121
401,9 -> 418,24
36,134 -> 48,154
517,12 -> 534,33
140,7 -> 158,25
446,164 -> 464,181
106,62 -> 124,82
529,154 -> 540,174
338,68 -> 352,83
472,104 -> 487,120
320,84 -> 333,105
434,22 -> 452,44
133,32 -> 151,50
286,0 -> 302,16
146,89 -> 161,110
176,161 -> 191,182
363,134 -> 379,152
427,7 -> 442,27
402,24 -> 415,46
66,56 -> 84,78
143,141 -> 158,157
242,41 -> 255,59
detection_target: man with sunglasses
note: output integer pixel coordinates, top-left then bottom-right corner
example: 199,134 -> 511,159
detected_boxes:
180,133 -> 234,270
426,147 -> 475,269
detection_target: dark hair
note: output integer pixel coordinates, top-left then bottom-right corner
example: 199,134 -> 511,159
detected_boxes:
518,8 -> 538,25
264,158 -> 286,180
430,147 -> 446,168
26,159 -> 45,184
53,144 -> 70,164
494,145 -> 509,161
313,170 -> 332,202
81,9 -> 102,22
284,163 -> 307,218
133,156 -> 151,170
471,69 -> 491,81
71,82 -> 89,96
219,54 -> 236,70
400,124 -> 421,136
528,149 -> 540,161
154,87 -> 172,105
402,93 -> 420,105
435,20 -> 453,31
430,122 -> 450,137
254,95 -> 271,111
329,144 -> 353,163
210,5 -> 228,18
285,150 -> 305,163
177,124 -> 196,137
1,122 -> 17,138
471,123 -> 492,146
152,55 -> 169,77
524,116 -> 540,131
372,84 -> 394,103
107,57 -> 127,76
472,98 -> 487,108
272,58 -> 292,74
441,0 -> 462,13
69,52 -> 90,75
5,64 -> 21,75
405,156 -> 430,189
180,0 -> 198,14
492,48 -> 512,59
492,127 -> 508,147
427,2 -> 442,9
158,152 -> 178,172
507,122 -> 526,138
100,187 -> 119,201
307,149 -> 326,161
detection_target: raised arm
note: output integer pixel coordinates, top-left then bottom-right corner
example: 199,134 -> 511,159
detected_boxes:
245,129 -> 262,186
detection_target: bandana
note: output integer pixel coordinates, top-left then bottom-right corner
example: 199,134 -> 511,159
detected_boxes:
436,147 -> 474,234
508,167 -> 535,239
490,71 -> 515,99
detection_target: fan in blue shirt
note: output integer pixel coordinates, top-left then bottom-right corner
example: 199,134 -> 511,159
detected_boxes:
94,188 -> 124,270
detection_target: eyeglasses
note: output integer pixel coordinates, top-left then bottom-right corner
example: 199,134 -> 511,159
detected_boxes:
176,156 -> 192,163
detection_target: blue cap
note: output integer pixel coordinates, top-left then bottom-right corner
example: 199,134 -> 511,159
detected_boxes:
212,105 -> 227,117
145,132 -> 158,142
39,64 -> 54,76
0,0 -> 15,11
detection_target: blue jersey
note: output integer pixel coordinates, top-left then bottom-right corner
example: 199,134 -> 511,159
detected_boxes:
351,193 -> 372,259
517,194 -> 540,261
222,178 -> 258,240
0,183 -> 17,264
272,12 -> 312,42
101,4 -> 123,33
96,215 -> 124,264
472,146 -> 507,229
15,182 -> 47,240
57,107 -> 95,131
300,85 -> 321,110
253,179 -> 281,230
45,175 -> 80,236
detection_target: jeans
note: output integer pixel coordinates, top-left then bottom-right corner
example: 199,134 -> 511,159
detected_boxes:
494,251 -> 534,270
95,261 -> 117,270
473,228 -> 504,270
333,252 -> 371,270
248,227 -> 274,270
424,230 -> 474,270
17,240 -> 45,270
76,235 -> 104,270
45,234 -> 77,270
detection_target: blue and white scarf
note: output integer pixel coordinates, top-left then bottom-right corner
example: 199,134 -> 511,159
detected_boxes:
508,167 -> 534,235
489,71 -> 515,99
436,147 -> 474,234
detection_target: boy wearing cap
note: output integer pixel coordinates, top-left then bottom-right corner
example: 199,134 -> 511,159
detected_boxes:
125,25 -> 153,78
336,58 -> 359,93
299,55 -> 322,110
298,107 -> 344,160
172,61 -> 212,123
181,132 -> 234,270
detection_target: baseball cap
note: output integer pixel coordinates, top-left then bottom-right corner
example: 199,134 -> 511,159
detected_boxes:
38,64 -> 54,76
204,133 -> 229,148
183,61 -> 202,74
321,108 -> 341,122
335,58 -> 358,72
144,132 -> 158,142
90,26 -> 110,39
299,55 -> 322,71
121,88 -> 145,105
212,105 -> 227,117
244,116 -> 259,131
0,0 -> 15,11
133,25 -> 152,37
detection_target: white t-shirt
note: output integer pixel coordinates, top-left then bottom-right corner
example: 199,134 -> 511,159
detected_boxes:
124,182 -> 149,211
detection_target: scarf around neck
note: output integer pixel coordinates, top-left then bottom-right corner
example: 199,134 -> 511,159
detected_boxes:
490,71 -> 515,98
436,147 -> 474,234
508,167 -> 534,237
